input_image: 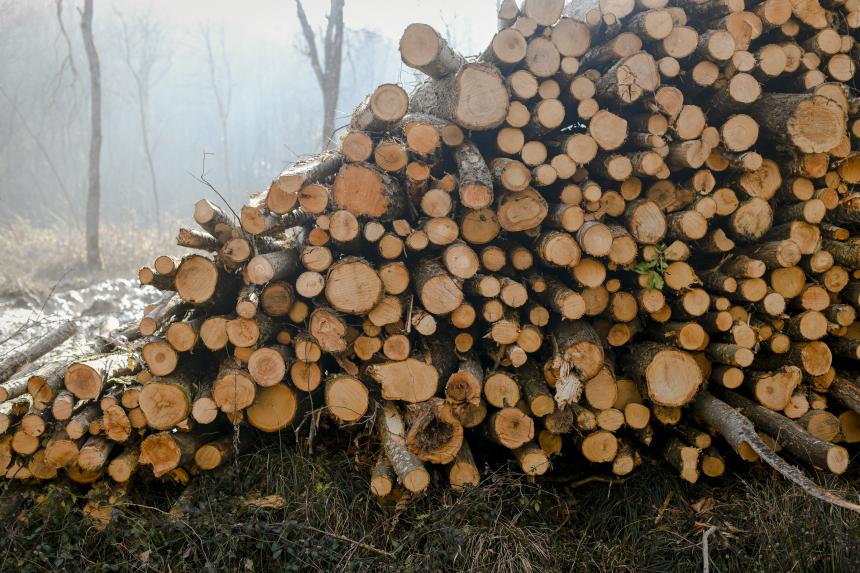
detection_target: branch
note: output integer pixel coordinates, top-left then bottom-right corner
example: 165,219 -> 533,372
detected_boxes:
329,0 -> 345,87
188,152 -> 242,230
54,0 -> 79,83
0,85 -> 79,229
691,392 -> 860,513
295,0 -> 325,88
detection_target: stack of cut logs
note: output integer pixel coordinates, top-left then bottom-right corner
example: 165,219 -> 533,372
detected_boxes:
4,0 -> 860,502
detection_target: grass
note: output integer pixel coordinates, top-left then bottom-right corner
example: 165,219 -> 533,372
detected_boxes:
1,224 -> 858,571
1,427 -> 858,573
0,219 -> 181,298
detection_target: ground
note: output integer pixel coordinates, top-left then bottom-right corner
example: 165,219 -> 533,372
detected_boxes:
0,437 -> 858,572
1,224 -> 859,572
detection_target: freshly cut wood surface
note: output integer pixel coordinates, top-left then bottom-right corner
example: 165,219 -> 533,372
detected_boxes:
9,3 -> 860,510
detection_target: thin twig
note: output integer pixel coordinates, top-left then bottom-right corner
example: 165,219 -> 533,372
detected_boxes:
188,152 -> 243,232
702,525 -> 718,573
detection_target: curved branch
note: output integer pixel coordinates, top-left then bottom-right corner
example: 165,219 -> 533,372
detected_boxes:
295,0 -> 325,87
691,392 -> 860,513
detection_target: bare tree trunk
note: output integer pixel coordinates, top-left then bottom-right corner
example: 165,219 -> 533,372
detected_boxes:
203,27 -> 233,192
0,86 -> 79,231
139,96 -> 161,233
81,0 -> 102,270
296,0 -> 345,150
118,14 -> 167,234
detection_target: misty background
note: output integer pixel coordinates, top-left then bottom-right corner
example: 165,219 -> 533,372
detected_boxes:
0,0 -> 497,238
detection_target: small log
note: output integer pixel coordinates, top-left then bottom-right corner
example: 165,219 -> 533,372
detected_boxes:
379,401 -> 430,493
0,321 -> 76,384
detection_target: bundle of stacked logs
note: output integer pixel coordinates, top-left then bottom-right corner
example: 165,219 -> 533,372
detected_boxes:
3,0 -> 860,508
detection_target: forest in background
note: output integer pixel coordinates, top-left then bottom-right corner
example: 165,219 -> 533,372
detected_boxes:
0,0 -> 492,236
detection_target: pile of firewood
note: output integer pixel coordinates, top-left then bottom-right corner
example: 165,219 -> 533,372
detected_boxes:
3,0 -> 860,508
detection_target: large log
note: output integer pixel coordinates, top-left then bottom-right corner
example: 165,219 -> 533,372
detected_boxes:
749,93 -> 846,154
625,342 -> 703,407
409,63 -> 510,131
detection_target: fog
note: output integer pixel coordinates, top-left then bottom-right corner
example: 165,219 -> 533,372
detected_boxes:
0,0 -> 497,233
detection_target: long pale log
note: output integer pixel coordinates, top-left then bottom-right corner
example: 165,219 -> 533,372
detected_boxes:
0,321 -> 76,383
716,389 -> 849,475
692,392 -> 860,512
829,376 -> 860,415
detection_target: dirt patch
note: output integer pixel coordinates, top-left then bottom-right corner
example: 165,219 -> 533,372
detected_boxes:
0,277 -> 161,365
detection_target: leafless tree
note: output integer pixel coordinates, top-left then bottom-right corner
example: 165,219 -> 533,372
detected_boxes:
80,0 -> 102,270
0,85 -> 78,229
117,10 -> 171,233
202,24 -> 234,193
53,0 -> 78,86
295,0 -> 345,150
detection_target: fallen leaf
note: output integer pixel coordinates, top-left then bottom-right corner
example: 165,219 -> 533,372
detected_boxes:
654,491 -> 673,524
243,494 -> 286,509
691,496 -> 716,514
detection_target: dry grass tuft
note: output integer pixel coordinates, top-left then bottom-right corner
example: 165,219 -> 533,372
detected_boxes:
0,219 -> 181,297
0,429 -> 858,572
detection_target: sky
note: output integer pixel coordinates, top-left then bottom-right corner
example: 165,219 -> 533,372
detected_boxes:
116,0 -> 499,56
0,0 -> 505,226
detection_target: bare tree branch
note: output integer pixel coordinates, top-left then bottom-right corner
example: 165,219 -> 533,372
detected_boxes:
0,84 -> 79,230
54,0 -> 78,82
295,0 -> 325,87
295,0 -> 345,150
115,8 -> 171,234
201,24 -> 234,193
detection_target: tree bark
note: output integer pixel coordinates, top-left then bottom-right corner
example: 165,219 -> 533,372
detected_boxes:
81,0 -> 102,269
295,0 -> 344,149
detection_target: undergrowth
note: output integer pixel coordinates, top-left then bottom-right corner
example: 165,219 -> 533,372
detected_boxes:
0,219 -> 181,298
1,429 -> 858,573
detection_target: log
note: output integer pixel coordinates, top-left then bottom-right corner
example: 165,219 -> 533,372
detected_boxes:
370,455 -> 396,496
325,257 -> 384,315
716,389 -> 849,474
445,354 -> 484,406
413,258 -> 464,316
625,342 -> 703,407
594,51 -> 660,105
247,384 -> 302,432
405,398 -> 464,463
332,163 -> 406,220
325,374 -> 369,423
829,376 -> 860,416
480,407 -> 535,449
65,353 -> 135,400
448,440 -> 480,489
139,431 -> 207,478
749,93 -> 846,154
409,63 -> 509,131
692,392 -> 859,511
454,141 -> 493,210
139,376 -> 193,431
350,84 -> 410,133
379,402 -> 430,493
194,437 -> 234,471
556,320 -> 604,381
212,363 -> 256,413
399,24 -> 466,79
0,321 -> 76,383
